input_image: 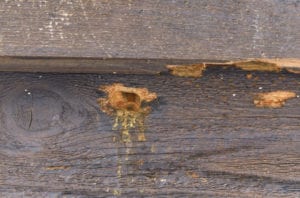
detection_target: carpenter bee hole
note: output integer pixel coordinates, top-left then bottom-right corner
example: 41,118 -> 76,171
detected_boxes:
97,83 -> 157,142
120,91 -> 141,111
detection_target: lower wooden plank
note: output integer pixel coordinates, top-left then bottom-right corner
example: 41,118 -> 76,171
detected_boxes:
0,67 -> 299,197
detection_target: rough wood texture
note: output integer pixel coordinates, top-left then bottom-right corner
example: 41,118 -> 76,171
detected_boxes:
0,0 -> 299,60
0,67 -> 299,197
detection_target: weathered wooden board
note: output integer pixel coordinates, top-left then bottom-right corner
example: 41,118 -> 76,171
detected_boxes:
0,67 -> 299,197
0,0 -> 299,60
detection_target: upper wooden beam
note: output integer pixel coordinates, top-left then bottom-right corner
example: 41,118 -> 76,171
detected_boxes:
0,0 -> 299,60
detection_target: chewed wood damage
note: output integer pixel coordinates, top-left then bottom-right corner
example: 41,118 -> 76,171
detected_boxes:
165,59 -> 300,109
211,58 -> 300,72
166,58 -> 300,77
166,63 -> 206,78
231,60 -> 281,72
97,83 -> 157,142
253,91 -> 296,108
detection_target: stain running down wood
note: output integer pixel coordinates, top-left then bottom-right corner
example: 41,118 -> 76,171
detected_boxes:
97,83 -> 157,142
0,67 -> 299,197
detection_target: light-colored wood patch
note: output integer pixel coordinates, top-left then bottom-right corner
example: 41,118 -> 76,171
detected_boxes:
253,58 -> 300,69
246,73 -> 253,79
186,171 -> 199,179
207,58 -> 300,72
166,63 -> 206,78
254,91 -> 296,108
166,59 -> 300,78
232,60 -> 281,72
45,166 -> 70,171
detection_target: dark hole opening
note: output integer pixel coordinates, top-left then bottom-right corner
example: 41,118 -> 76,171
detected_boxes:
121,92 -> 140,104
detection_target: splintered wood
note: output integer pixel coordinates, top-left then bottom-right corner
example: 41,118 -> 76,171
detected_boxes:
166,63 -> 206,77
97,83 -> 157,142
254,91 -> 296,108
232,60 -> 281,72
210,58 -> 300,72
166,59 -> 300,78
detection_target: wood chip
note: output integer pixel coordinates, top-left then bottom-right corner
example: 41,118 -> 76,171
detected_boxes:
254,91 -> 296,108
233,60 -> 281,72
246,74 -> 253,79
166,63 -> 206,77
45,166 -> 70,171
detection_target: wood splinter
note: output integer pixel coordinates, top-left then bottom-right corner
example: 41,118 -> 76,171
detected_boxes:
97,83 -> 157,142
166,63 -> 206,78
254,91 -> 296,108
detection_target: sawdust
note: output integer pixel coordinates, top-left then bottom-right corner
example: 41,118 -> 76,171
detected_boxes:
246,73 -> 253,79
186,171 -> 200,179
97,83 -> 157,142
254,91 -> 296,108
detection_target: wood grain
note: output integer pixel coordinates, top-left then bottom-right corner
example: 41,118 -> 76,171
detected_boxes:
0,67 -> 299,197
0,0 -> 299,60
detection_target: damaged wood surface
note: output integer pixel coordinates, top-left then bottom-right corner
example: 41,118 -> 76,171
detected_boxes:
0,67 -> 299,197
253,91 -> 296,108
166,64 -> 206,78
211,58 -> 300,72
0,0 -> 299,61
98,83 -> 157,142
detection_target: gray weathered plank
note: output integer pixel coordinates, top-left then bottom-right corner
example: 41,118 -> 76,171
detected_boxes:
0,67 -> 299,197
0,0 -> 299,60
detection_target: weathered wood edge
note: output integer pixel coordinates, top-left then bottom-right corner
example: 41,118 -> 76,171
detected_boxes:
0,56 -> 226,74
1,56 -> 300,74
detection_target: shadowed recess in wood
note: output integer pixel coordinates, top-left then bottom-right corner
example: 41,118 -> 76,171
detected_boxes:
97,83 -> 157,142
